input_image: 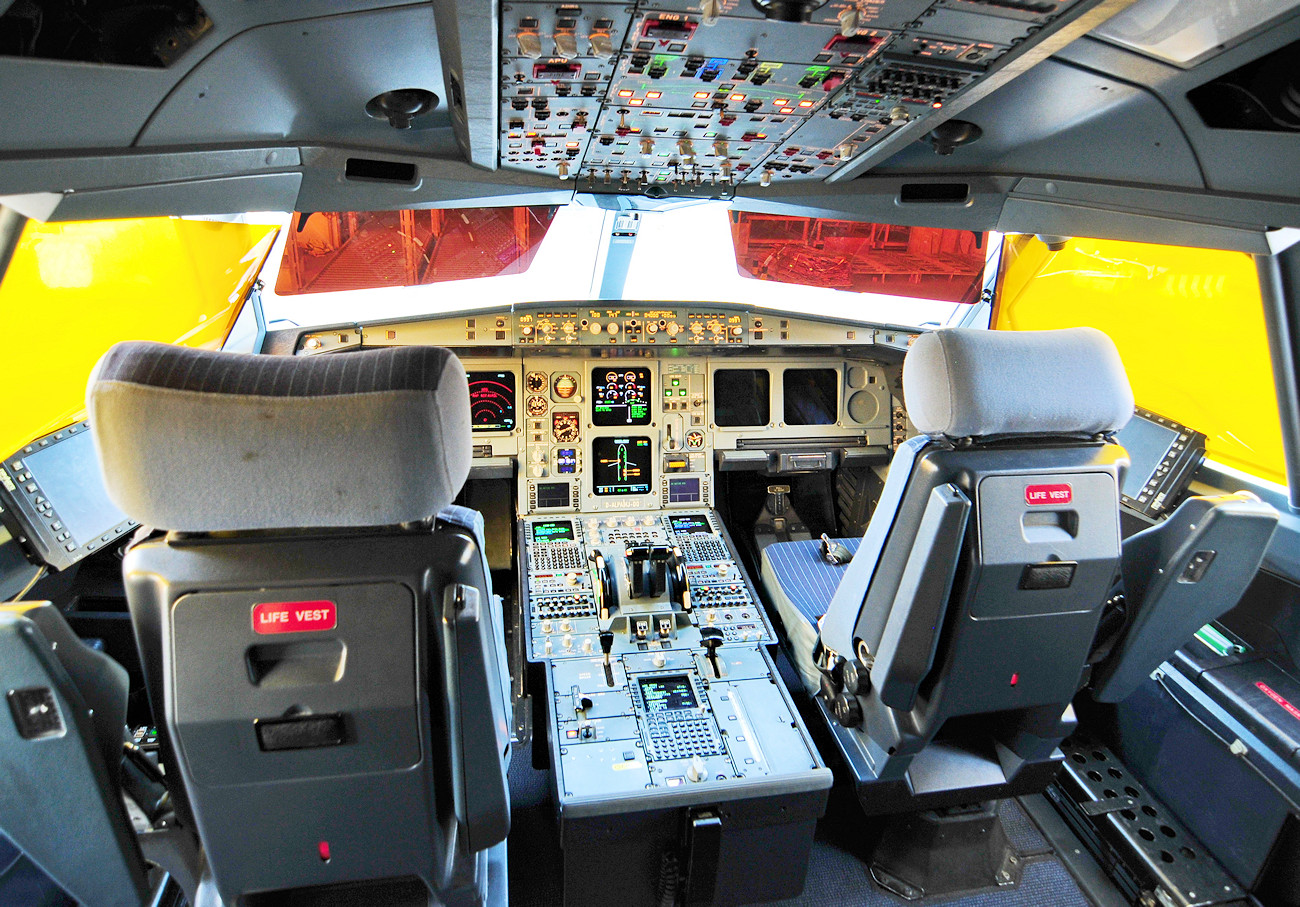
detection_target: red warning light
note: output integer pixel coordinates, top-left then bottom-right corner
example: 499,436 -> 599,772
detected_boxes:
798,100 -> 814,108
318,841 -> 331,862
629,98 -> 644,106
617,89 -> 634,98
1009,673 -> 1019,687
780,107 -> 795,114
646,91 -> 662,99
933,101 -> 944,109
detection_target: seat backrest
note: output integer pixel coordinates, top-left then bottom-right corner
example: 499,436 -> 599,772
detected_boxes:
89,342 -> 510,905
816,328 -> 1135,811
1093,492 -> 1279,703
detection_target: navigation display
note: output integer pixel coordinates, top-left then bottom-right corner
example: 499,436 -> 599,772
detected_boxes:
784,369 -> 839,425
467,371 -> 516,432
532,520 -> 575,543
592,436 -> 652,496
639,675 -> 698,711
1117,413 -> 1180,499
22,430 -> 128,547
592,367 -> 651,426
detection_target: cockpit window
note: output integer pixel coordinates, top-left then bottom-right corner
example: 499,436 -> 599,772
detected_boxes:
995,234 -> 1286,487
728,212 -> 988,306
273,207 -> 559,295
257,202 -> 995,331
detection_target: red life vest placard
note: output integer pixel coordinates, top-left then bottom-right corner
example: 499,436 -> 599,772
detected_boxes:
252,600 -> 337,634
1025,483 -> 1072,506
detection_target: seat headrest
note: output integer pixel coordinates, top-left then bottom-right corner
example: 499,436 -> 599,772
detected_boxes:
903,328 -> 1134,439
87,342 -> 471,532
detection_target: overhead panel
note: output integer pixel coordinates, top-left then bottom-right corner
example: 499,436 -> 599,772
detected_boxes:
498,0 -> 1098,189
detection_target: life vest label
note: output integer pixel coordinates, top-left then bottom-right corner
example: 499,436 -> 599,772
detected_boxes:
252,600 -> 337,634
1025,483 -> 1072,506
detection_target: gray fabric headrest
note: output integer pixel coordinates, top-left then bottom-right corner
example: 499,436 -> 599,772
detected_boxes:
903,328 -> 1134,439
88,342 -> 470,532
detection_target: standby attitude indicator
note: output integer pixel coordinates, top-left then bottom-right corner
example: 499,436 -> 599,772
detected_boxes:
468,372 -> 516,432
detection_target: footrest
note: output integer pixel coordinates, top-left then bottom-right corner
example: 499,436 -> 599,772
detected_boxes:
1048,737 -> 1245,907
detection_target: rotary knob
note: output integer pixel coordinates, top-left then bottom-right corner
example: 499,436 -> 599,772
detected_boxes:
666,322 -> 682,337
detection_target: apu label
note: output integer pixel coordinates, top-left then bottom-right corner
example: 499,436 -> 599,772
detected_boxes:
1025,483 -> 1073,506
252,600 -> 337,634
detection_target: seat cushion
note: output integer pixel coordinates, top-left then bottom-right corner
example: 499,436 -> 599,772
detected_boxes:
761,537 -> 860,693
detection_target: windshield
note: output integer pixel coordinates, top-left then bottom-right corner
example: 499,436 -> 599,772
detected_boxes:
257,201 -> 996,331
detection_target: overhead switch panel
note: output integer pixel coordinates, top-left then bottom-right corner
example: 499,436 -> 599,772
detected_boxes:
498,0 -> 1097,187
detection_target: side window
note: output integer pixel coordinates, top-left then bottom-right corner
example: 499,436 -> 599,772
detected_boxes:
995,235 -> 1286,488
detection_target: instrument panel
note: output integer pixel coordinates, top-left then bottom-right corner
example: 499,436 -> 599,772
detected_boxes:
461,352 -> 892,515
294,303 -> 907,517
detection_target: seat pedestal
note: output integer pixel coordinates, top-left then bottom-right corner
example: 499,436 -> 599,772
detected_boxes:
869,803 -> 1022,901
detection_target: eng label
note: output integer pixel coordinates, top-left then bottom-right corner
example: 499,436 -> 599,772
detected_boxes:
252,600 -> 337,634
1025,483 -> 1072,506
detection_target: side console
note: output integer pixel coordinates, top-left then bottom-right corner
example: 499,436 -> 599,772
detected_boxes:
519,510 -> 831,906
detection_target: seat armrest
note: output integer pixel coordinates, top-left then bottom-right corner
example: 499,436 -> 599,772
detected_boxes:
1093,493 -> 1279,703
442,584 -> 512,853
872,485 -> 971,712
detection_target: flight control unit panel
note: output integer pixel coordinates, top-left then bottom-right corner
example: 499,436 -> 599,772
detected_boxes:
519,508 -> 831,904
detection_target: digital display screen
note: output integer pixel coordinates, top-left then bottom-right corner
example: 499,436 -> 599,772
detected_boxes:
669,514 -> 711,535
592,436 -> 652,496
640,674 -> 698,712
667,477 -> 701,504
592,367 -> 651,426
1117,414 -> 1180,499
556,448 -> 578,474
467,371 -> 516,432
532,520 -> 575,543
22,430 -> 128,547
713,369 -> 769,427
536,482 -> 571,509
784,369 -> 839,425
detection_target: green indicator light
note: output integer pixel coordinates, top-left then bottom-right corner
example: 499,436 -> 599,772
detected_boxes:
664,389 -> 672,397
678,389 -> 687,396
671,378 -> 680,386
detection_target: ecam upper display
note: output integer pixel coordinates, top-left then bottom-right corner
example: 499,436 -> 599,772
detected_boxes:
592,367 -> 651,426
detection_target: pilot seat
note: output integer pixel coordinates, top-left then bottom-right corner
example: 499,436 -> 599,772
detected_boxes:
87,341 -> 512,907
762,327 -> 1134,891
761,327 -> 1281,896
